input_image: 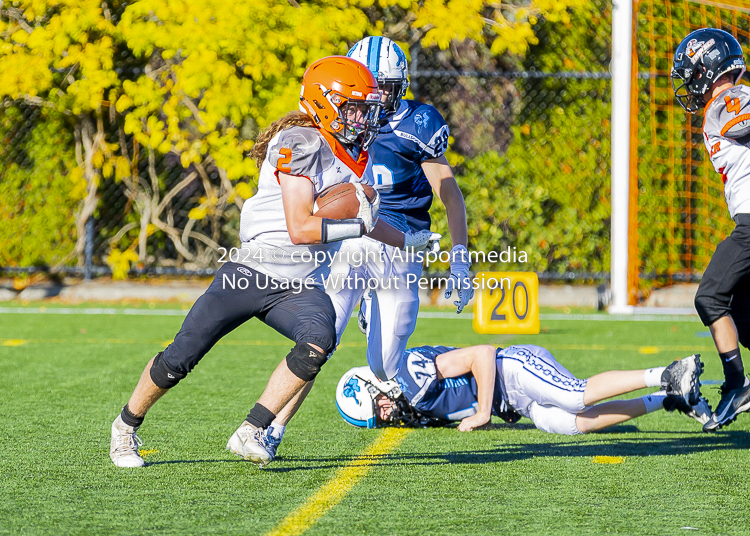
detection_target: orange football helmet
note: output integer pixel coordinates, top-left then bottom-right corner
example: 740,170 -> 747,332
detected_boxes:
300,56 -> 382,151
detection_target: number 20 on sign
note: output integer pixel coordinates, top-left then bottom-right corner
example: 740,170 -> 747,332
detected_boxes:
473,272 -> 540,334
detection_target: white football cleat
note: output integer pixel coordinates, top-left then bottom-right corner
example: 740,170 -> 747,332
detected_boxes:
110,415 -> 145,468
660,354 -> 703,408
687,396 -> 712,425
226,421 -> 274,467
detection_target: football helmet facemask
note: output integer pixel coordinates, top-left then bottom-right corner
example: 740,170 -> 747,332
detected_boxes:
336,366 -> 439,428
347,37 -> 409,118
671,28 -> 746,113
300,56 -> 382,151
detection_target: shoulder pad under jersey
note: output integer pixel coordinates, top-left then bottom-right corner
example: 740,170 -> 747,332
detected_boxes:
267,126 -> 335,176
398,101 -> 450,159
705,85 -> 750,139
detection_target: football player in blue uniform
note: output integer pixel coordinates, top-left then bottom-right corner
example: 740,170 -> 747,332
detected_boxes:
337,36 -> 473,382
336,345 -> 710,434
263,37 -> 472,457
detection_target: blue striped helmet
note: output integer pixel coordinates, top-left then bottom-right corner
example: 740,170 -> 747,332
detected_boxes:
347,36 -> 409,117
336,366 -> 403,428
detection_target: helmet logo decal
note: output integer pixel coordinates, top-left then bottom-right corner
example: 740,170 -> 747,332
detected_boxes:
686,38 -> 700,57
687,38 -> 715,64
343,377 -> 361,404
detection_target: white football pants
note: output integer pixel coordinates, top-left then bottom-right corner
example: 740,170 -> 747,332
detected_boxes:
326,236 -> 422,381
497,345 -> 588,435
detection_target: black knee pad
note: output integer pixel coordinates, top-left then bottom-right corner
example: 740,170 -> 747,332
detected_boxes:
286,343 -> 328,381
317,327 -> 336,357
150,352 -> 187,389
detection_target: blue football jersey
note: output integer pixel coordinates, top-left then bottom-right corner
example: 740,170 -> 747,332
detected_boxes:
394,345 -> 513,422
364,100 -> 450,232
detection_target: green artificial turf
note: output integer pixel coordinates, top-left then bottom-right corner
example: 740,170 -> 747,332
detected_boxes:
1,307 -> 749,535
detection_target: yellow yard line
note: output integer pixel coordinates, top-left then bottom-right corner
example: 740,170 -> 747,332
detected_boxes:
1,339 -> 27,346
0,338 -> 708,353
592,455 -> 626,464
544,344 -> 711,353
265,428 -> 412,536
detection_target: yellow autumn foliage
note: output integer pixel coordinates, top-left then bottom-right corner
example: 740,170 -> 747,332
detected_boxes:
106,248 -> 139,280
0,0 -> 590,270
1,0 -> 587,185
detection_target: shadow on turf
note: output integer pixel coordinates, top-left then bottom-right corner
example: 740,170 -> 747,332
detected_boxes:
262,429 -> 750,472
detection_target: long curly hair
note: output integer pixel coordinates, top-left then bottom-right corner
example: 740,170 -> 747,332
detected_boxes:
251,111 -> 315,168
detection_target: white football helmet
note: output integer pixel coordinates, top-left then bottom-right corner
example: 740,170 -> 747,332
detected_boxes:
336,366 -> 402,428
347,36 -> 409,117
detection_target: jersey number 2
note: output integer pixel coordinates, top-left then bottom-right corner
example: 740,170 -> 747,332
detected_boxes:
277,148 -> 292,173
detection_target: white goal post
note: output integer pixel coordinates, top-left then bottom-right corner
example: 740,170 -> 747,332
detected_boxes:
610,0 -> 635,314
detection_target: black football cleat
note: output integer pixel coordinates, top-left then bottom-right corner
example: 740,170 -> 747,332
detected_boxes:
703,379 -> 750,432
663,393 -> 712,425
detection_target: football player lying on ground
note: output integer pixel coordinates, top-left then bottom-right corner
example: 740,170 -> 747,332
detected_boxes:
336,344 -> 709,434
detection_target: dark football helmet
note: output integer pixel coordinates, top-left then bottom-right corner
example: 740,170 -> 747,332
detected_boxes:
671,28 -> 746,113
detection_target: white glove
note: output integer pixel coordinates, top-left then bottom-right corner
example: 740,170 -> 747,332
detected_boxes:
444,244 -> 474,314
403,231 -> 441,253
354,183 -> 379,233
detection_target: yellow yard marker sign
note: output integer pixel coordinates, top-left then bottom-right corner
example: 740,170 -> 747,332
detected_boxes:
473,272 -> 540,334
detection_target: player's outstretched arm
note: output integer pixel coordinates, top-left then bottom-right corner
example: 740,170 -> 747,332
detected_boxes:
422,155 -> 468,247
423,155 -> 474,313
435,345 -> 496,431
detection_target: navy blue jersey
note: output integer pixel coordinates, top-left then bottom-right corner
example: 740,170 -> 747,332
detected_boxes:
394,345 -> 514,422
363,100 -> 450,232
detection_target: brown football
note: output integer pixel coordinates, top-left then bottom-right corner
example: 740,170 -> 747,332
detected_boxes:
313,183 -> 377,220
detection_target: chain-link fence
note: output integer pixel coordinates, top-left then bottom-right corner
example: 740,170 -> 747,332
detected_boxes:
1,1 -> 613,281
632,0 -> 750,295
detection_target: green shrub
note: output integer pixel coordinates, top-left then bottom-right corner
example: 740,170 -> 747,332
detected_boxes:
0,107 -> 81,267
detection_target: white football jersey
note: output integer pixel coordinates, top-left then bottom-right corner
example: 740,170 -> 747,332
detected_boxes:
238,126 -> 372,282
703,84 -> 750,217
